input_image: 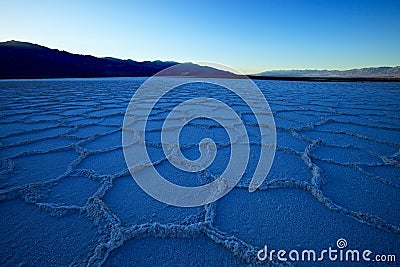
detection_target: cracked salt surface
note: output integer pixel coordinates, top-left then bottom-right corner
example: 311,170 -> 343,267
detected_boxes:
0,78 -> 399,266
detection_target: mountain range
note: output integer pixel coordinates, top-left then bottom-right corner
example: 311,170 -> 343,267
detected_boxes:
0,41 -> 234,79
256,67 -> 400,78
0,40 -> 399,80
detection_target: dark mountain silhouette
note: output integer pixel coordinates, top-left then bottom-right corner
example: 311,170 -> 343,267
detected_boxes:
1,40 -> 398,81
152,62 -> 237,78
0,41 -> 235,79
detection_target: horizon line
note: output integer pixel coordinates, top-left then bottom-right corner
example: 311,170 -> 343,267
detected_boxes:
1,39 -> 399,75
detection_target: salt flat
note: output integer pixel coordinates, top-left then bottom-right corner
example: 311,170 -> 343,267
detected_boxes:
0,78 -> 399,266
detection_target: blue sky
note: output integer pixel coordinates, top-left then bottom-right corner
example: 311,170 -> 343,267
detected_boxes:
1,0 -> 399,74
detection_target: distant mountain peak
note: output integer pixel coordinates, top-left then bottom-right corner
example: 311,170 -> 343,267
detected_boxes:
256,66 -> 400,78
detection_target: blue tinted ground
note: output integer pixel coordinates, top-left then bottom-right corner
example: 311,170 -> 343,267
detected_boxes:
0,78 -> 399,266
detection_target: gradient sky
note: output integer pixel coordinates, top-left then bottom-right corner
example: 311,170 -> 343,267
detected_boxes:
1,0 -> 399,74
